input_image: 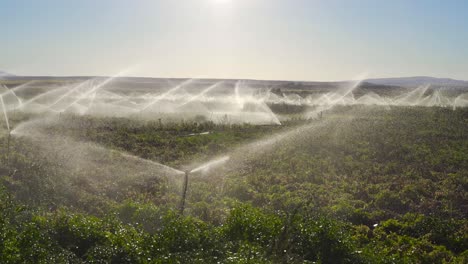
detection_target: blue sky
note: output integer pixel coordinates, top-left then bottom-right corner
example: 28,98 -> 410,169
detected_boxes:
1,0 -> 468,81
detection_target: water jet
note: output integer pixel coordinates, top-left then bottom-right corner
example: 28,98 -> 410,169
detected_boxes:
0,95 -> 11,166
178,156 -> 230,214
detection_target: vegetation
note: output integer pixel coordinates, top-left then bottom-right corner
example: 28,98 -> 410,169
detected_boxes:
0,106 -> 467,263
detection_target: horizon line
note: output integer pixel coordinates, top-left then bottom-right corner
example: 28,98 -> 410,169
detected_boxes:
2,72 -> 467,84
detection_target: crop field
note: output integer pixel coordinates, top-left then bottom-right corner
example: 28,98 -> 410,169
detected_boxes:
0,79 -> 467,263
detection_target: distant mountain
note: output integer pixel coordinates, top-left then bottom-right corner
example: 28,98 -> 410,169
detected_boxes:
366,76 -> 468,88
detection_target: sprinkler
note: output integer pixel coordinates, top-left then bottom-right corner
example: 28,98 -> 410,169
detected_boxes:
178,156 -> 230,215
6,130 -> 11,167
179,170 -> 189,215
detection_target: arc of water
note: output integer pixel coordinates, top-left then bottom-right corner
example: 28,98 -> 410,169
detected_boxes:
330,77 -> 365,104
393,84 -> 430,106
452,93 -> 468,109
190,156 -> 230,174
260,88 -> 276,102
234,80 -> 244,107
355,92 -> 388,106
306,76 -> 366,118
431,90 -> 442,106
0,96 -> 10,131
47,79 -> 94,111
108,97 -> 140,111
431,90 -> 451,107
82,92 -> 98,115
3,81 -> 36,96
100,90 -> 140,108
0,85 -> 22,107
99,90 -> 125,100
177,81 -> 224,108
11,114 -> 185,177
120,152 -> 185,175
258,100 -> 282,125
17,85 -> 65,109
234,80 -> 281,125
59,79 -> 107,112
140,78 -> 194,111
60,70 -> 131,113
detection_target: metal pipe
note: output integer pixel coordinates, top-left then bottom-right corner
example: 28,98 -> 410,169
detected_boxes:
6,130 -> 10,167
179,170 -> 189,215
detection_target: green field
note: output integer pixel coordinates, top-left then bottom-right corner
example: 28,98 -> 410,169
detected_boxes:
0,105 -> 467,263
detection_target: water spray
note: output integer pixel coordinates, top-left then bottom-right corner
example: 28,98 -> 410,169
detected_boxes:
0,95 -> 11,166
178,156 -> 230,215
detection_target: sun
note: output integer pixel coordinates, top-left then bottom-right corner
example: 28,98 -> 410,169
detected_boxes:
213,0 -> 232,4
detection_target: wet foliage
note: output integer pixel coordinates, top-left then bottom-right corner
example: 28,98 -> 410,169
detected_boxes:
0,106 -> 467,263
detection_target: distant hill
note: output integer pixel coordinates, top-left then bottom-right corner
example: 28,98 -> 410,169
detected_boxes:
366,76 -> 468,88
0,71 -> 15,78
2,72 -> 467,90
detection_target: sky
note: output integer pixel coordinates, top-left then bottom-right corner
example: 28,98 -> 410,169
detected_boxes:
1,0 -> 468,81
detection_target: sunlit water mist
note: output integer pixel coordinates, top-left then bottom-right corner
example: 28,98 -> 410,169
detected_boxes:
7,109 -> 332,210
15,135 -> 182,178
3,74 -> 467,129
139,78 -> 194,111
2,72 -> 468,215
0,95 -> 10,131
180,120 -> 336,179
11,116 -> 182,175
180,118 -> 339,184
303,78 -> 365,119
3,78 -> 283,125
190,156 -> 230,174
10,117 -> 187,203
0,85 -> 22,110
171,113 -> 358,216
267,85 -> 467,111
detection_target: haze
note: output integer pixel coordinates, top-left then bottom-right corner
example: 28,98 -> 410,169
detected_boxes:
1,0 -> 468,81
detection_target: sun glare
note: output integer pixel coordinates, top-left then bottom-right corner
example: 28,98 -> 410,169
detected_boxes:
213,0 -> 232,4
